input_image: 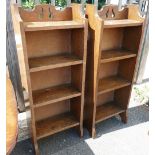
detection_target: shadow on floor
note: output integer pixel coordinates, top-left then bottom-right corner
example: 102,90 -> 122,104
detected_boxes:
11,104 -> 149,155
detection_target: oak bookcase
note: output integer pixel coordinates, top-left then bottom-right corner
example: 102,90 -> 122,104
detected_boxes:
85,4 -> 144,138
11,4 -> 88,154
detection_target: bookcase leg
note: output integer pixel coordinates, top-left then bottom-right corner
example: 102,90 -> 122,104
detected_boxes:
76,125 -> 83,138
119,111 -> 128,124
80,127 -> 83,138
91,127 -> 96,139
34,143 -> 40,155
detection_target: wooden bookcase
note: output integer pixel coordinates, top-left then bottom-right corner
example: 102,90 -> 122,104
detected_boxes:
11,4 -> 88,154
85,4 -> 144,138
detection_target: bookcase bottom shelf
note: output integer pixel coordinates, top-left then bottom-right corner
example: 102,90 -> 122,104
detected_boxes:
95,102 -> 125,124
36,112 -> 79,140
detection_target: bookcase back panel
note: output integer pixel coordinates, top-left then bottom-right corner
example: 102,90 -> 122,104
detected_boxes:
101,28 -> 124,51
114,85 -> 132,109
118,57 -> 137,82
97,91 -> 114,106
34,100 -> 70,121
71,65 -> 83,91
99,62 -> 119,79
26,30 -> 71,58
30,67 -> 71,91
19,5 -> 72,22
122,26 -> 142,53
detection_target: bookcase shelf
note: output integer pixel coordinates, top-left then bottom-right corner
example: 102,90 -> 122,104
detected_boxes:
24,21 -> 84,31
104,19 -> 143,28
85,4 -> 144,138
96,102 -> 125,123
36,112 -> 79,140
101,49 -> 136,63
32,84 -> 81,108
29,54 -> 83,72
12,3 -> 88,154
98,76 -> 131,95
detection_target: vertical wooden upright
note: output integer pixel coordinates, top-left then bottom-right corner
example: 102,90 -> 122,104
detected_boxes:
11,3 -> 88,154
85,4 -> 144,138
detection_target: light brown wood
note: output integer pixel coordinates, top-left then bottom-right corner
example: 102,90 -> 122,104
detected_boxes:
11,3 -> 88,154
101,49 -> 136,63
34,101 -> 70,121
36,112 -> 79,140
24,21 -> 84,31
104,19 -> 143,28
85,4 -> 144,137
30,67 -> 71,91
96,102 -> 125,123
29,54 -> 83,72
6,75 -> 18,155
32,84 -> 81,108
98,76 -> 131,95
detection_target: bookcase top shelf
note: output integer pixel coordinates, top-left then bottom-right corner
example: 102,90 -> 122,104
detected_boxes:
104,19 -> 143,28
24,21 -> 85,31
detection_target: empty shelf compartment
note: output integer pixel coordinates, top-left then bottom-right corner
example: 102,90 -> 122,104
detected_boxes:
36,112 -> 79,140
96,101 -> 125,123
98,76 -> 131,95
101,49 -> 136,63
29,54 -> 83,72
33,84 -> 81,108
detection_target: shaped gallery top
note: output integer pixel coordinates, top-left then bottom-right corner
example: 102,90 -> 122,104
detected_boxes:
86,4 -> 144,29
11,3 -> 86,31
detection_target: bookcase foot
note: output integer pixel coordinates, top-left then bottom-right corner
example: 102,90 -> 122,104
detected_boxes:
34,142 -> 40,155
119,111 -> 128,124
91,128 -> 96,139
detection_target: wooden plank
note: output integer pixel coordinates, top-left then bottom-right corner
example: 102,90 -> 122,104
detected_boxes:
36,112 -> 79,140
98,76 -> 131,95
29,54 -> 83,72
101,49 -> 136,63
24,21 -> 84,31
104,19 -> 143,28
96,101 -> 125,123
33,84 -> 81,108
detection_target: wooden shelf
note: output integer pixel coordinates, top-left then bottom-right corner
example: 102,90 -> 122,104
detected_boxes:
33,84 -> 81,108
101,49 -> 136,63
95,101 -> 125,123
24,21 -> 84,31
36,112 -> 79,140
104,19 -> 143,28
29,54 -> 83,72
98,76 -> 130,95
